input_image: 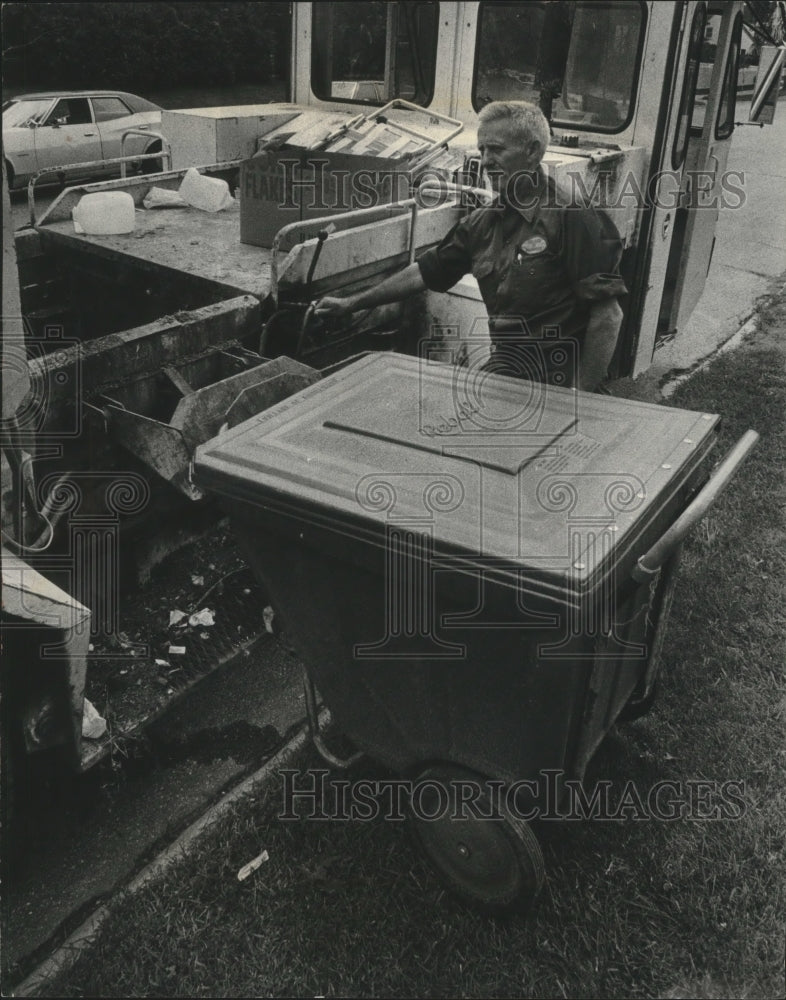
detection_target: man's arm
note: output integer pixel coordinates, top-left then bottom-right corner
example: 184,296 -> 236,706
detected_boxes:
578,298 -> 623,391
314,262 -> 426,319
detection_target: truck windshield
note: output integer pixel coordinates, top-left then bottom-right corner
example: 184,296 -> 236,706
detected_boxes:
311,1 -> 439,105
474,1 -> 646,132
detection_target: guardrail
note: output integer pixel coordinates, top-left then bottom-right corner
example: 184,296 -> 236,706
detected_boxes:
27,133 -> 172,226
269,181 -> 493,306
119,129 -> 172,178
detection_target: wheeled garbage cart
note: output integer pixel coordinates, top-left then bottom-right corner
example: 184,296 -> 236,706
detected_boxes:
193,352 -> 758,915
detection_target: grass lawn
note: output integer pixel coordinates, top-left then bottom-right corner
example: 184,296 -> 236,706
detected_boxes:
33,283 -> 786,999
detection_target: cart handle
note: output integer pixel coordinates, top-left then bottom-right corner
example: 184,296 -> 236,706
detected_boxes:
631,429 -> 759,582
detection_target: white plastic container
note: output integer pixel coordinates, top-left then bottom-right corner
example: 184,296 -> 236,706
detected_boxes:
178,167 -> 234,212
72,192 -> 136,235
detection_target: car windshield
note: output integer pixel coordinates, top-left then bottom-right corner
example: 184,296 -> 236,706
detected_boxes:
2,98 -> 54,127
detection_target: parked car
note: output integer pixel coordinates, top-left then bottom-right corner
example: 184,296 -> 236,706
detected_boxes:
2,90 -> 165,190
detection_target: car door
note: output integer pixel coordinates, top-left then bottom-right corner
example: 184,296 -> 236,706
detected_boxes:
32,97 -> 104,179
90,95 -> 149,163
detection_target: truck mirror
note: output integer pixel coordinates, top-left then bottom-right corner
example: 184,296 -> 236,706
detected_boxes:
748,45 -> 785,125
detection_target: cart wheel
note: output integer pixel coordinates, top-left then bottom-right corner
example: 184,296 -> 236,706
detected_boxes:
407,764 -> 544,916
618,679 -> 659,722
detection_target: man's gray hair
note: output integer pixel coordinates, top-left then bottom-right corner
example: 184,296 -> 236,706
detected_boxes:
477,101 -> 550,158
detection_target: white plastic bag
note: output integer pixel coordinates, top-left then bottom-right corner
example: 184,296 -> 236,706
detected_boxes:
143,187 -> 187,210
178,167 -> 234,212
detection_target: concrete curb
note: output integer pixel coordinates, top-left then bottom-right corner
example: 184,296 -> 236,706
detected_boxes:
660,314 -> 759,398
660,277 -> 786,398
12,709 -> 330,997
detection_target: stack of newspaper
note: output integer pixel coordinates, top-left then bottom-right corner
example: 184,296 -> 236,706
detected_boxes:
324,120 -> 429,158
255,106 -> 467,182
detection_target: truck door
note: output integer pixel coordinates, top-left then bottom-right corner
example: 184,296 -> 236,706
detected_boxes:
659,1 -> 743,338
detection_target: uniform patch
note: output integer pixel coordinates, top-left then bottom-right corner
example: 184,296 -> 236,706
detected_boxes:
519,236 -> 548,255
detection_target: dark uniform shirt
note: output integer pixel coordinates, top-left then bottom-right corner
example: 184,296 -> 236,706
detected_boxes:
417,170 -> 627,384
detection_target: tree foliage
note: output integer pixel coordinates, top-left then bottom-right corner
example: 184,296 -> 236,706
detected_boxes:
2,1 -> 291,92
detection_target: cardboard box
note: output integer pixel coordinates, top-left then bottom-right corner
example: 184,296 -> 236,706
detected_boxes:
239,148 -> 422,249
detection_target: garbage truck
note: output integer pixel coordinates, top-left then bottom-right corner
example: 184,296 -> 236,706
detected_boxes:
1,0 -> 782,794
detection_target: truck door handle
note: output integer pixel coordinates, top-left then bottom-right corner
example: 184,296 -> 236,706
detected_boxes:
84,132 -> 97,136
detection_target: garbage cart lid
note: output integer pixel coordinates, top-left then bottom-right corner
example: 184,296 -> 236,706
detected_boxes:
194,353 -> 719,603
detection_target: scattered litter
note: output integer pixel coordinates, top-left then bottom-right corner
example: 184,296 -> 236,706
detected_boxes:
169,609 -> 187,627
263,606 -> 275,633
155,658 -> 170,667
119,669 -> 128,675
168,645 -> 187,656
664,753 -> 677,761
209,563 -> 216,570
88,644 -> 94,652
191,574 -> 205,587
155,676 -> 169,687
143,186 -> 187,210
200,632 -> 210,640
82,698 -> 107,740
243,588 -> 251,595
237,849 -> 269,881
189,608 -> 215,627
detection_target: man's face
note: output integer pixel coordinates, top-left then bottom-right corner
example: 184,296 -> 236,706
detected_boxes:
477,118 -> 542,202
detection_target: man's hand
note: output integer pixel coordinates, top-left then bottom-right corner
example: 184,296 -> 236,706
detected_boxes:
313,263 -> 428,320
313,296 -> 356,319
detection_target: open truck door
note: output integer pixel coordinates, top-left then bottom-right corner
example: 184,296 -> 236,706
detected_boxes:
748,43 -> 785,124
658,2 -> 745,340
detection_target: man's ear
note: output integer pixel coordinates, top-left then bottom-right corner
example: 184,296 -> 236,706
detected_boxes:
527,139 -> 543,163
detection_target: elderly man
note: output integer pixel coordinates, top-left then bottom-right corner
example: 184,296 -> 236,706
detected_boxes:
314,100 -> 626,391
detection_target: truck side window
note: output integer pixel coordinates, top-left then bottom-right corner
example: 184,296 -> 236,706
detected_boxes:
311,1 -> 439,106
672,2 -> 707,170
690,10 -> 722,136
715,12 -> 742,139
